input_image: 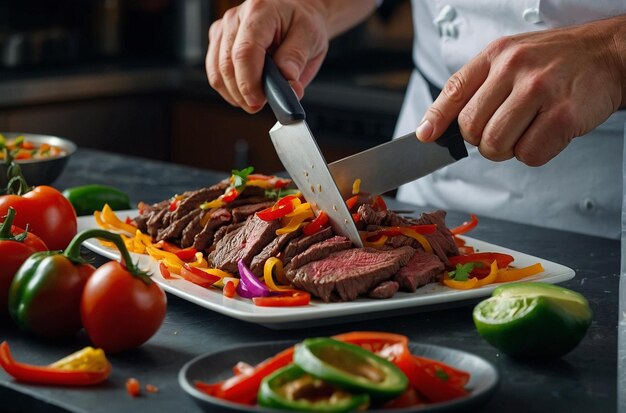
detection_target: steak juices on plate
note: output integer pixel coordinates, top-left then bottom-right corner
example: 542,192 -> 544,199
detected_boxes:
129,172 -> 459,303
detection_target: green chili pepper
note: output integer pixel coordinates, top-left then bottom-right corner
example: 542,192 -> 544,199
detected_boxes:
8,229 -> 147,338
62,184 -> 131,216
258,364 -> 369,412
293,338 -> 408,400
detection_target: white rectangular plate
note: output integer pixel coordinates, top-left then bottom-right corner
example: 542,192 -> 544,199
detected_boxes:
78,210 -> 575,328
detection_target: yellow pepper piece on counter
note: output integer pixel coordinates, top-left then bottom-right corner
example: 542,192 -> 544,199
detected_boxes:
49,347 -> 109,372
264,257 -> 292,291
352,178 -> 361,195
497,263 -> 545,283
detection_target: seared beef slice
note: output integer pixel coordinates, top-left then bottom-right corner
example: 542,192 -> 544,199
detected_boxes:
286,246 -> 415,302
287,236 -> 352,270
393,251 -> 444,292
209,215 -> 280,273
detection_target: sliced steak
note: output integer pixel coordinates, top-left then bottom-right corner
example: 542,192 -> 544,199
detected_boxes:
180,211 -> 204,248
229,195 -> 272,207
393,251 -> 445,292
209,215 -> 281,273
193,208 -> 232,251
286,246 -> 415,302
358,204 -> 412,227
172,181 -> 229,221
250,228 -> 302,276
287,236 -> 352,270
283,226 -> 334,264
368,281 -> 399,299
231,201 -> 274,223
157,209 -> 201,242
413,210 -> 458,264
213,222 -> 245,244
132,214 -> 150,233
147,207 -> 169,238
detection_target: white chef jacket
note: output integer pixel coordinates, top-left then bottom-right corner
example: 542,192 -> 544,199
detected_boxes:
395,0 -> 626,239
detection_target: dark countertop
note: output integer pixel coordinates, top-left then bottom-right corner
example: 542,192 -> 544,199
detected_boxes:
0,148 -> 620,413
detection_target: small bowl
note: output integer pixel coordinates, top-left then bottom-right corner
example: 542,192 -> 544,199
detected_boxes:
0,133 -> 76,188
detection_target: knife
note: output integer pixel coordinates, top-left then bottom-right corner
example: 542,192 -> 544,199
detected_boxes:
328,120 -> 468,199
262,55 -> 364,247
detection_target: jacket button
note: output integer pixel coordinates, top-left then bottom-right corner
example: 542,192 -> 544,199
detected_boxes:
579,197 -> 597,214
523,8 -> 543,24
433,5 -> 458,39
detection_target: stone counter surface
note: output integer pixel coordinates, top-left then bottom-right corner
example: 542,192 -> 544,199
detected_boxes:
0,149 -> 619,413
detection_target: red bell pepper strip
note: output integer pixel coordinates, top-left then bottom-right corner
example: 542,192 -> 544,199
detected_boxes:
373,195 -> 387,211
450,214 -> 478,235
158,262 -> 174,280
223,280 -> 236,298
252,290 -> 311,307
448,252 -> 514,276
345,195 -> 359,211
256,195 -> 297,221
179,264 -> 220,288
0,342 -> 111,386
175,247 -> 198,261
302,211 -> 329,236
196,345 -> 295,405
222,188 -> 239,203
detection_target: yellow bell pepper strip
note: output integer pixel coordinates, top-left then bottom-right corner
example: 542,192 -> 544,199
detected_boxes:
396,227 -> 433,254
442,274 -> 479,290
0,342 -> 111,386
352,178 -> 362,195
362,234 -> 389,248
496,263 -> 545,283
450,214 -> 478,235
476,260 -> 499,287
100,204 -> 137,235
200,198 -> 226,210
263,257 -> 292,291
276,202 -> 314,235
93,210 -> 118,231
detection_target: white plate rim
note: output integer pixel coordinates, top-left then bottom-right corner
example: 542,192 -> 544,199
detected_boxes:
77,210 -> 575,325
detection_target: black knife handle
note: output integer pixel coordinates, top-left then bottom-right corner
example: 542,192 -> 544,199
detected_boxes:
262,54 -> 305,125
435,119 -> 468,160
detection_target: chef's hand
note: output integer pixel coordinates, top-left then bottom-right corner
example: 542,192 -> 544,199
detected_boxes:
417,15 -> 626,166
206,0 -> 376,114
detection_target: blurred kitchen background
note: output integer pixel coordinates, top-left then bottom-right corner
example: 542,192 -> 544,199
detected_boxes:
0,0 -> 413,173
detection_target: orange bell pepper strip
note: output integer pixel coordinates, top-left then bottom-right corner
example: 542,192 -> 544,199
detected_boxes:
442,274 -> 479,289
0,342 -> 111,386
252,290 -> 311,307
476,260 -> 499,287
497,262 -> 545,283
450,214 -> 478,235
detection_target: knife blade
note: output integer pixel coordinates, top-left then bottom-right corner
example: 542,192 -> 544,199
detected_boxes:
262,55 -> 363,247
328,120 -> 468,199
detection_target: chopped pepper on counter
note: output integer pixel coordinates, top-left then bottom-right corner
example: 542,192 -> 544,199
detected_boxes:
0,342 -> 111,386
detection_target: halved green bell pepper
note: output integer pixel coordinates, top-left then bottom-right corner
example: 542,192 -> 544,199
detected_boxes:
258,364 -> 369,412
62,184 -> 130,216
293,338 -> 408,400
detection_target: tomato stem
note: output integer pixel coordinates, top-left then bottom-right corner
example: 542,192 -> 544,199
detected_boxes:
3,149 -> 32,196
63,229 -> 152,285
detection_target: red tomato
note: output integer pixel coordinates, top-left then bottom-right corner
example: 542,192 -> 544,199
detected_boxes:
81,261 -> 167,353
0,186 -> 77,250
